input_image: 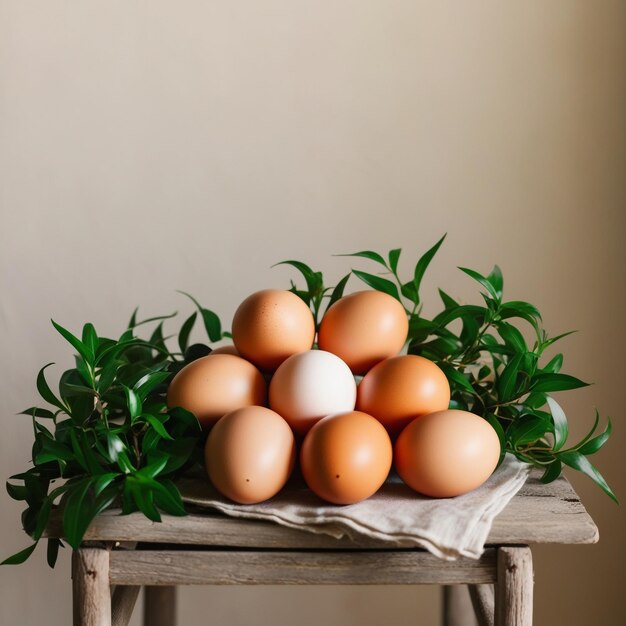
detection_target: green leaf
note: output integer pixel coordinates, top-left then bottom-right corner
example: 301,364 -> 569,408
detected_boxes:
178,311 -> 197,354
438,362 -> 475,394
412,235 -> 446,304
578,417 -> 612,456
46,538 -> 61,568
151,479 -> 186,516
144,414 -> 174,441
51,319 -> 95,365
438,288 -> 458,310
126,477 -> 161,522
134,371 -> 170,401
123,386 -> 142,421
401,281 -> 418,304
178,292 -> 222,342
336,250 -> 387,268
62,478 -> 97,549
130,311 -> 178,329
60,382 -> 98,397
507,413 -> 551,447
546,397 -> 568,451
524,392 -> 547,409
432,304 -> 485,328
542,353 -> 563,374
6,482 -> 28,500
458,267 -> 500,301
388,248 -> 401,273
531,373 -> 590,393
499,301 -> 542,332
272,260 -> 324,296
352,270 -> 400,300
487,265 -> 503,299
558,450 -> 617,503
483,413 -> 506,467
497,322 -> 527,352
1,542 -> 38,565
95,339 -> 141,367
34,437 -> 74,465
540,460 -> 562,484
81,323 -> 98,359
540,330 -> 576,351
326,274 -> 351,310
497,353 -> 523,401
19,407 -> 56,420
93,473 -> 120,497
36,364 -> 67,413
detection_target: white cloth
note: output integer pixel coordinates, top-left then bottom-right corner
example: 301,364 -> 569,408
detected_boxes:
179,454 -> 530,560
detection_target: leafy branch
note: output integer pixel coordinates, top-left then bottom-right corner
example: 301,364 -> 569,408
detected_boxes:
287,238 -> 616,503
4,295 -> 224,566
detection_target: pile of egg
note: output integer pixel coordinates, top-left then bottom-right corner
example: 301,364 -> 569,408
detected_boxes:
167,289 -> 500,505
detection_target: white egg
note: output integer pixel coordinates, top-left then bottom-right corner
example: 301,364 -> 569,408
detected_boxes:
269,350 -> 357,435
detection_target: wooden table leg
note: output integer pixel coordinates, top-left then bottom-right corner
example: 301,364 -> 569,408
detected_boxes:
495,547 -> 533,626
442,585 -> 478,626
111,585 -> 140,626
72,548 -> 112,626
143,586 -> 176,626
468,584 -> 494,626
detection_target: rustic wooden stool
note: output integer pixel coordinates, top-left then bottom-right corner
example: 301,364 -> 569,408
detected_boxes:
46,471 -> 597,626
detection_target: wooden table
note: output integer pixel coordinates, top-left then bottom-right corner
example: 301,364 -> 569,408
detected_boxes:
45,471 -> 598,626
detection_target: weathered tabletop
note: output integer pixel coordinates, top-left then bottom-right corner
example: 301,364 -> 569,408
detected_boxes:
53,471 -> 597,625
45,471 -> 598,549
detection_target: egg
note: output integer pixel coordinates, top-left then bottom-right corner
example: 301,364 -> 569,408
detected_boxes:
356,355 -> 450,437
205,406 -> 295,504
269,350 -> 357,435
394,409 -> 501,498
167,354 -> 266,428
232,289 -> 316,372
318,290 -> 408,374
210,344 -> 240,356
300,411 -> 392,504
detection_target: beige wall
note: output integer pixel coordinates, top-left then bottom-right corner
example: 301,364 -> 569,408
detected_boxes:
1,1 -> 625,624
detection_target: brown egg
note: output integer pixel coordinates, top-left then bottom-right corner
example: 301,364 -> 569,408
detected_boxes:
210,344 -> 240,356
300,411 -> 392,504
318,290 -> 408,374
205,406 -> 295,504
394,410 -> 501,498
356,355 -> 450,437
167,354 -> 266,428
232,289 -> 315,372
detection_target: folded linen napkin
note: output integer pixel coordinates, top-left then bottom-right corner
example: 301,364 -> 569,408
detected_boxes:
178,454 -> 530,560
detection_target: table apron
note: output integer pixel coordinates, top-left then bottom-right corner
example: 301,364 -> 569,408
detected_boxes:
108,548 -> 497,586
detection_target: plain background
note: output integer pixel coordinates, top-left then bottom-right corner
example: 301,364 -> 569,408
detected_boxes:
1,1 -> 624,624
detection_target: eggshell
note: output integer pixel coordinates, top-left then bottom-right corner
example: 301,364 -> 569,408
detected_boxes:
210,344 -> 240,356
356,355 -> 450,437
300,411 -> 392,504
205,406 -> 295,504
269,350 -> 357,435
232,289 -> 315,372
167,354 -> 266,428
394,409 -> 501,498
318,290 -> 408,374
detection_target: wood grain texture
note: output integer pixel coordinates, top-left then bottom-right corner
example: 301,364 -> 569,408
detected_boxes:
469,584 -> 494,626
495,547 -> 533,626
442,585 -> 479,626
108,549 -> 497,586
111,585 -> 140,626
144,586 -> 176,626
45,473 -> 598,549
72,548 -> 111,626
